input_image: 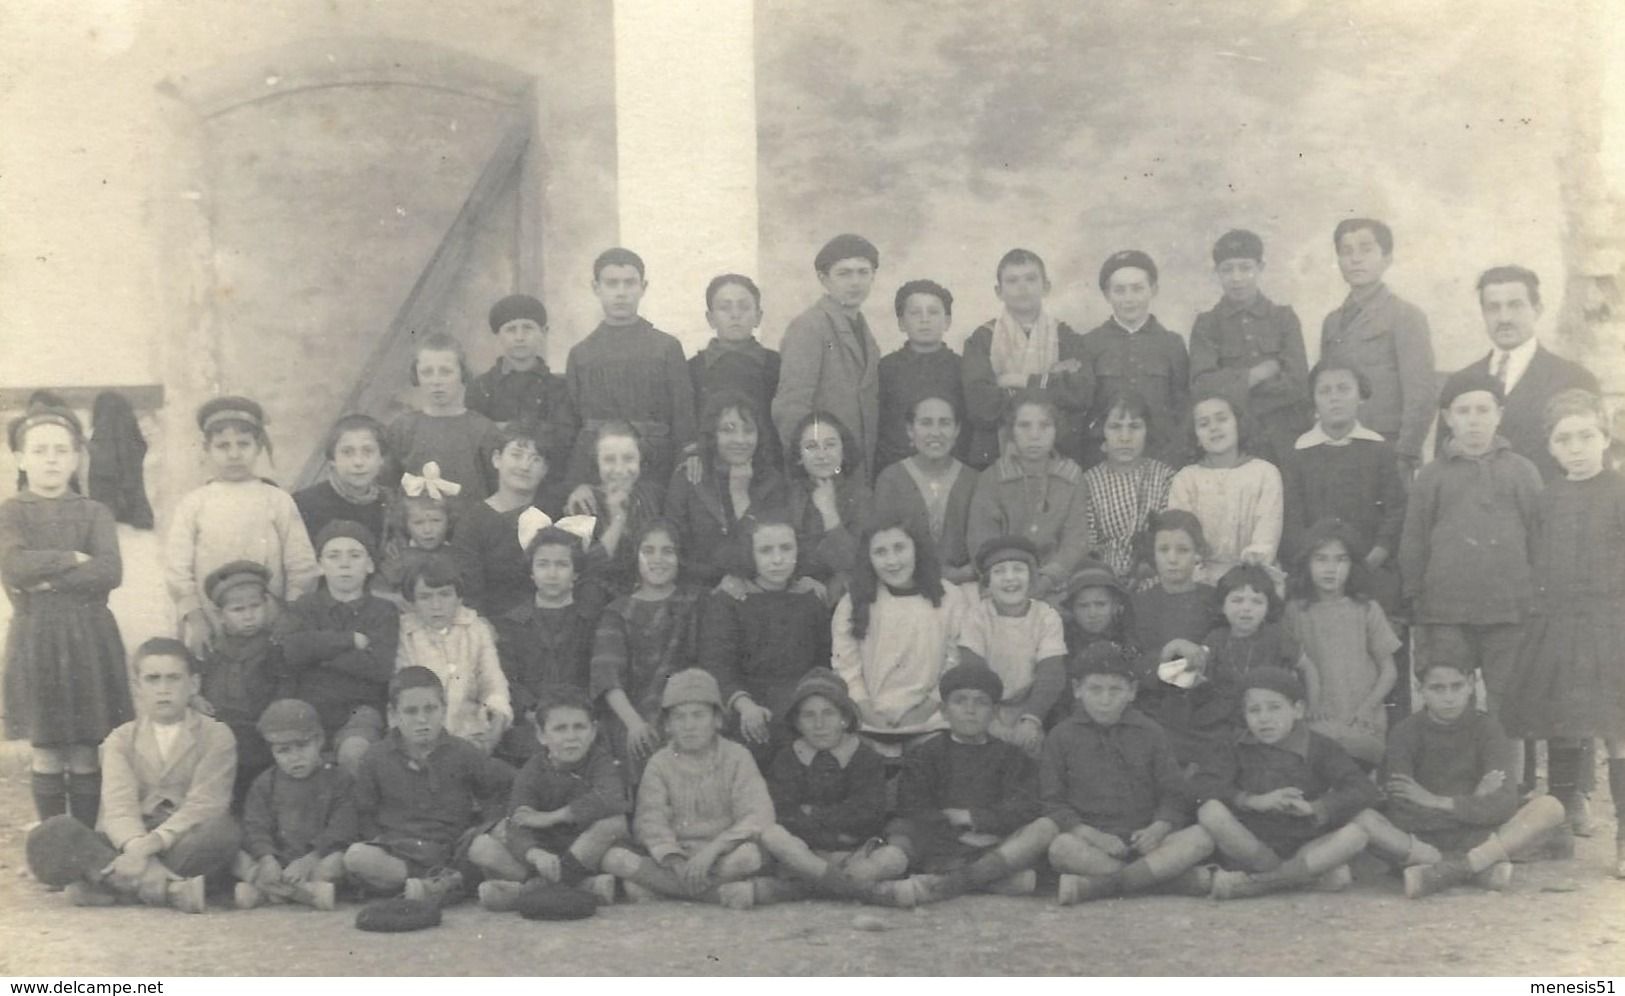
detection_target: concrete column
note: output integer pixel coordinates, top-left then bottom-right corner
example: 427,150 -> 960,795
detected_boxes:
613,0 -> 758,354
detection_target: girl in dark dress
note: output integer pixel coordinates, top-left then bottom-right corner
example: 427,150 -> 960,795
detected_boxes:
2,407 -> 132,823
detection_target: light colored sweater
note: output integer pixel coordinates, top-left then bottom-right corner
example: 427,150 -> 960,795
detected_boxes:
164,479 -> 320,620
634,737 -> 774,861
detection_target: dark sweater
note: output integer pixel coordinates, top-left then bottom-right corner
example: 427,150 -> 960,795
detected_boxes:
241,764 -> 359,862
961,320 -> 1091,469
766,736 -> 888,851
1192,724 -> 1379,832
292,480 -> 389,554
1040,709 -> 1190,837
449,500 -> 535,620
895,732 -> 1040,837
276,589 -> 400,735
565,318 -> 696,488
201,631 -> 281,728
503,740 -> 628,858
1398,440 -> 1543,624
492,600 -> 602,713
1381,708 -> 1519,832
1078,316 -> 1190,467
698,588 -> 831,721
354,731 -> 513,849
875,346 -> 968,473
1281,437 -> 1406,562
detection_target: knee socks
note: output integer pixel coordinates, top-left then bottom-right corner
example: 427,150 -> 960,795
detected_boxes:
1548,744 -> 1583,808
67,771 -> 100,827
31,771 -> 67,821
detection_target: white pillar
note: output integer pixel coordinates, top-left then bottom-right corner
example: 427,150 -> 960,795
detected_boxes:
613,0 -> 758,355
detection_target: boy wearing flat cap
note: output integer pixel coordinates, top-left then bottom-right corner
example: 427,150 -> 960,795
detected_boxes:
1079,249 -> 1190,467
880,661 -> 1046,905
1193,667 -> 1378,899
233,698 -> 358,910
1189,230 -> 1312,464
467,293 -> 577,489
199,560 -> 281,806
773,234 -> 884,482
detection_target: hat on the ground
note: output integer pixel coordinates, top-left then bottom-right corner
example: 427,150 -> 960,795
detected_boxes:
1239,667 -> 1307,704
314,518 -> 378,562
1063,558 -> 1127,604
488,294 -> 549,333
784,667 -> 859,731
938,661 -> 1003,703
661,668 -> 724,711
1212,230 -> 1264,265
516,881 -> 598,921
1098,249 -> 1159,291
256,698 -> 324,745
1067,640 -> 1139,683
203,560 -> 271,607
975,535 -> 1040,577
26,815 -> 112,887
354,897 -> 442,932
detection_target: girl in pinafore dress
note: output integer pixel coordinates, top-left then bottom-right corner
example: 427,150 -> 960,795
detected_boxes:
2,407 -> 132,822
1080,391 -> 1175,591
1167,393 -> 1283,586
591,519 -> 703,782
1501,389 -> 1625,877
1284,517 -> 1399,767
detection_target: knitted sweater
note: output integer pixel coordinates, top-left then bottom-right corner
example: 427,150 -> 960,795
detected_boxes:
1040,709 -> 1190,836
634,738 -> 775,861
699,588 -> 831,721
766,734 -> 888,851
503,740 -> 629,858
1381,708 -> 1520,832
895,733 -> 1039,837
164,479 -> 320,620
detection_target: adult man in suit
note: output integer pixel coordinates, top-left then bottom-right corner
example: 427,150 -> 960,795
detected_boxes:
1435,265 -> 1598,481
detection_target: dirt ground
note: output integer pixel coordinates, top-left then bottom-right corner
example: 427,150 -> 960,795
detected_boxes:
0,746 -> 1621,978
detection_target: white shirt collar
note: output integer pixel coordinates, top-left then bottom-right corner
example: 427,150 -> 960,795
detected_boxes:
1489,336 -> 1539,394
1295,420 -> 1387,449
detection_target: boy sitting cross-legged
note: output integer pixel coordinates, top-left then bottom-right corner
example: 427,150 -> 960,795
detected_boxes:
343,666 -> 513,908
1041,642 -> 1215,905
233,698 -> 358,910
469,685 -> 628,911
881,661 -> 1047,905
600,669 -> 775,909
1194,667 -> 1378,899
1354,630 -> 1567,898
25,638 -> 239,914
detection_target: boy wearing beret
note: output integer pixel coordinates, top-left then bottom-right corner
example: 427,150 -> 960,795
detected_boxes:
1039,642 -> 1213,904
275,520 -> 400,777
467,294 -> 577,504
772,234 -> 884,482
198,560 -> 282,807
1079,250 -> 1190,468
1354,636 -> 1567,898
1194,667 -> 1378,899
233,698 -> 358,910
1189,230 -> 1312,464
880,661 -> 1047,905
1320,218 -> 1436,480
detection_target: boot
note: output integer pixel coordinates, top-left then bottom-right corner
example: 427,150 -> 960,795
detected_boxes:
984,868 -> 1037,896
581,874 -> 617,906
234,882 -> 265,910
861,878 -> 917,908
1474,862 -> 1513,892
167,875 -> 207,914
816,863 -> 863,900
403,869 -> 465,908
714,880 -> 754,910
477,879 -> 523,912
1312,864 -> 1353,892
295,880 -> 337,911
1211,857 -> 1314,900
908,870 -> 969,905
1057,873 -> 1120,905
1568,794 -> 1596,837
1403,857 -> 1471,898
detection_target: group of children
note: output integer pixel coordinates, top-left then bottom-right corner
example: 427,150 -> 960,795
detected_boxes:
6,221 -> 1622,923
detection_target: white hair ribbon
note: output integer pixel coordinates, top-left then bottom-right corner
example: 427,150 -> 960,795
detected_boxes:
400,462 -> 462,501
